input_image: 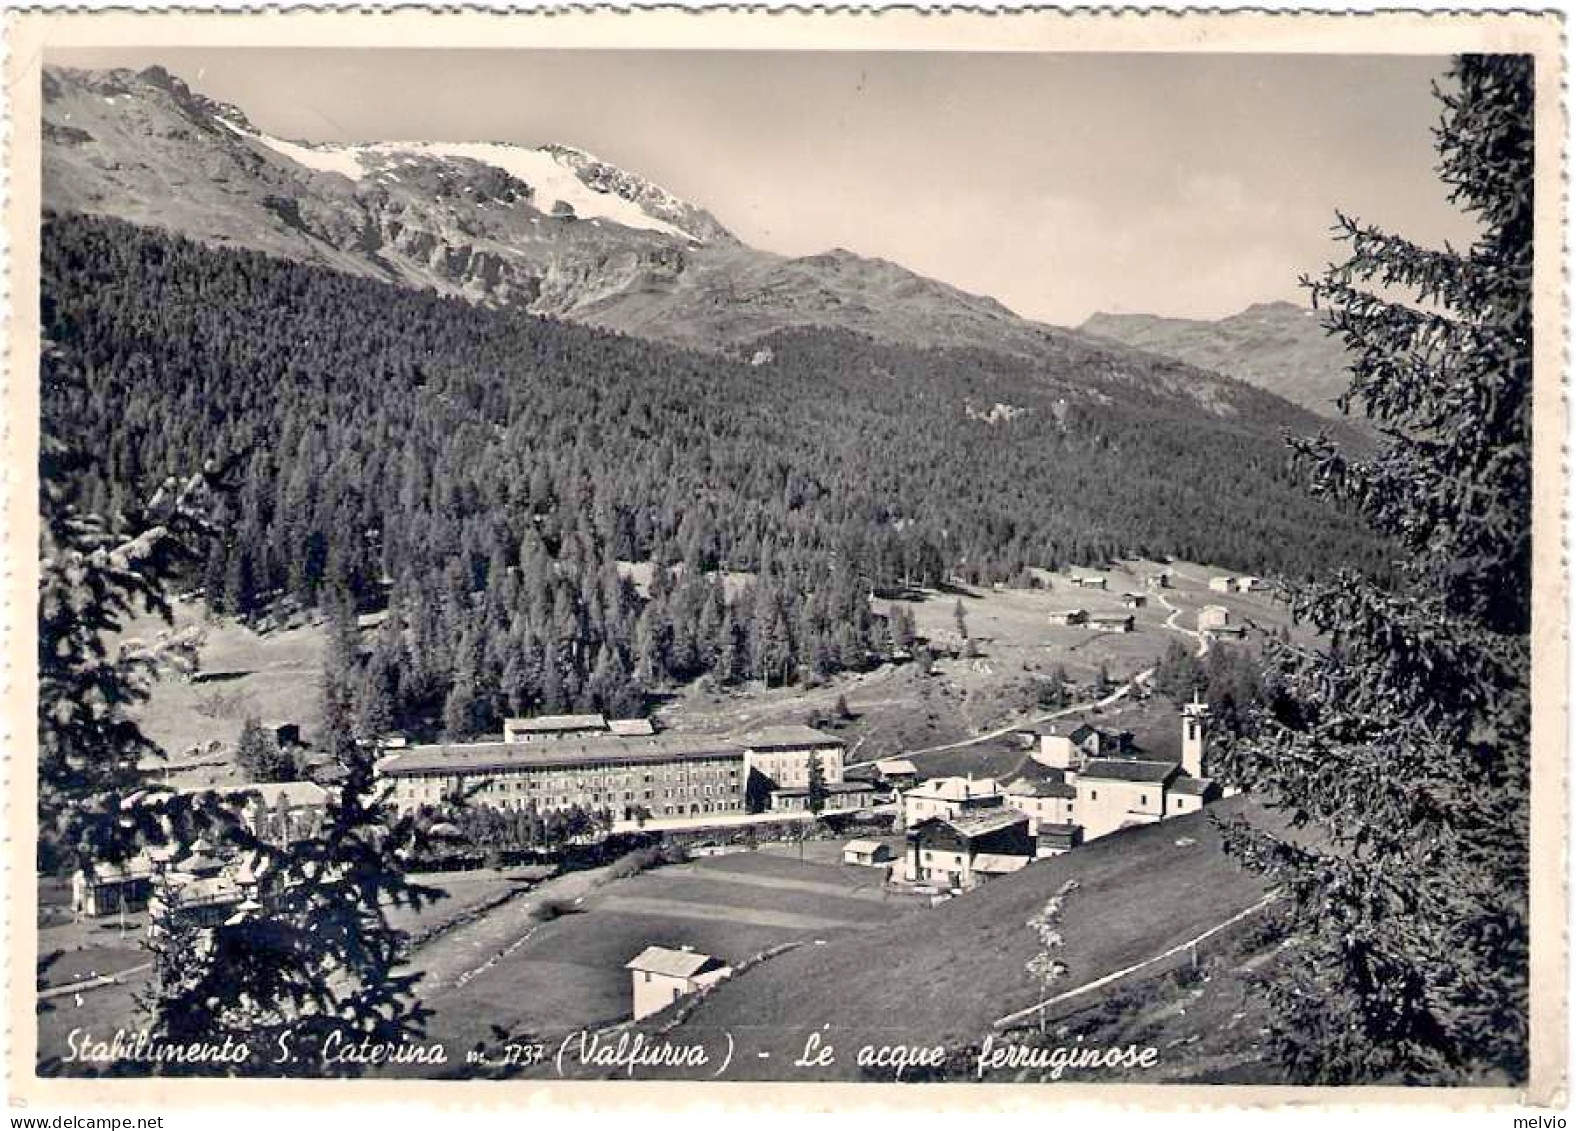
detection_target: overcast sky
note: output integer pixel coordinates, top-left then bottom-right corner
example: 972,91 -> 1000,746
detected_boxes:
50,48 -> 1474,326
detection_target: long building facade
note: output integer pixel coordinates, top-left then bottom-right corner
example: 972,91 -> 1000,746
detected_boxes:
378,723 -> 858,822
379,734 -> 749,820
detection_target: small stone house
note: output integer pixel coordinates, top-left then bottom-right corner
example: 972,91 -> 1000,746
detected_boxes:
626,945 -> 732,1021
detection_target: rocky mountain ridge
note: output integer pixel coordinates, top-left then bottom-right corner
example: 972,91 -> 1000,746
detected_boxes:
44,63 -> 1346,427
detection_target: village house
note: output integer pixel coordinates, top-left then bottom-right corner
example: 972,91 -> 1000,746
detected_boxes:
71,855 -> 155,918
1035,823 -> 1084,857
1046,608 -> 1088,627
1003,774 -> 1078,832
898,809 -> 1035,889
873,757 -> 919,790
1234,576 -> 1266,593
1036,723 -> 1133,767
1198,605 -> 1231,630
1086,612 -> 1135,633
1145,571 -> 1173,591
842,838 -> 896,867
1208,576 -> 1236,593
1071,575 -> 1108,590
378,733 -> 749,820
900,776 -> 1004,827
1121,592 -> 1148,609
626,945 -> 732,1021
502,713 -> 611,743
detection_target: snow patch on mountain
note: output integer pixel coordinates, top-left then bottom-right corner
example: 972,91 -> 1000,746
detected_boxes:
223,121 -> 369,181
225,122 -> 700,242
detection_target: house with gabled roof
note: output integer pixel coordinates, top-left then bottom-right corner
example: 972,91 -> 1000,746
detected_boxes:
626,945 -> 732,1020
1003,772 -> 1078,833
873,757 -> 918,790
898,809 -> 1034,889
900,775 -> 1004,828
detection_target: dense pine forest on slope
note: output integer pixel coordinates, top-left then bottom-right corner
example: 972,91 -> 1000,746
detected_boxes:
42,213 -> 1384,735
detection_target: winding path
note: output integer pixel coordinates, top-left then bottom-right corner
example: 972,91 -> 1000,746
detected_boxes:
846,672 -> 1150,769
1156,592 -> 1211,659
848,590 -> 1213,770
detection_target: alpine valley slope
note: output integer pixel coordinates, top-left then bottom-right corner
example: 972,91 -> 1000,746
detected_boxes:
45,63 -> 1350,434
606,797 -> 1277,1083
1080,302 -> 1357,420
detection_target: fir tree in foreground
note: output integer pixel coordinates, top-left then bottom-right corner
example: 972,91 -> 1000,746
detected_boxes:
1215,55 -> 1534,1084
38,328 -> 445,1075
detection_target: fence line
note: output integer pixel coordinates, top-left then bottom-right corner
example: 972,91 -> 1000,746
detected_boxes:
992,890 -> 1280,1030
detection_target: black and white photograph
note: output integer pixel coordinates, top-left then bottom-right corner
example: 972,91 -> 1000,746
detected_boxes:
10,9 -> 1564,1106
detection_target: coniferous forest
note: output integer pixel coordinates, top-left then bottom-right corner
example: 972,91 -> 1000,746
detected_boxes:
42,212 -> 1386,739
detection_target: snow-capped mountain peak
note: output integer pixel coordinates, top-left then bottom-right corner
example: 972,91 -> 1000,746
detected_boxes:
222,122 -> 714,243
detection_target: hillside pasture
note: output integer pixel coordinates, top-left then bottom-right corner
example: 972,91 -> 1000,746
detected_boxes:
121,601 -> 327,787
413,850 -> 918,1068
657,796 -> 1275,1080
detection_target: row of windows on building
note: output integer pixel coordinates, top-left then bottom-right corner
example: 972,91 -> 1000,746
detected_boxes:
471,796 -> 744,816
391,763 -> 746,811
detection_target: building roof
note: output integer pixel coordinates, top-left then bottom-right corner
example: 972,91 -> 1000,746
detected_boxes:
843,839 -> 888,855
504,713 -> 609,734
607,718 -> 657,736
164,875 -> 242,909
1080,759 -> 1180,785
875,757 -> 918,776
973,852 -> 1033,874
625,945 -> 726,979
734,725 -> 846,751
908,776 -> 1001,802
173,852 -> 225,875
1169,775 -> 1217,796
945,809 -> 1030,839
80,857 -> 154,883
1005,775 -> 1077,800
379,734 -> 746,777
1036,822 -> 1083,838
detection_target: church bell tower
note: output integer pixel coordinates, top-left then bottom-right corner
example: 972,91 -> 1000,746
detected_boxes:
1181,691 -> 1210,779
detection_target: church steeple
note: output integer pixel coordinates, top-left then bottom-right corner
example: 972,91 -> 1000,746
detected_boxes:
1181,691 -> 1210,779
